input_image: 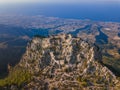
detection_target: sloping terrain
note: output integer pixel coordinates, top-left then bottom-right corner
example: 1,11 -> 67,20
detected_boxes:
1,34 -> 119,90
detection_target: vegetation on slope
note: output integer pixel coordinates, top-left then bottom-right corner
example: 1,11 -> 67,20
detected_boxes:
103,56 -> 120,76
0,67 -> 32,88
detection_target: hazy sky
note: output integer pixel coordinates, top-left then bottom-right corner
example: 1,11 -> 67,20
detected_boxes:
0,0 -> 120,4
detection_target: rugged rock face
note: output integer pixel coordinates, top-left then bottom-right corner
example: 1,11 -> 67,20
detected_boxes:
18,34 -> 118,90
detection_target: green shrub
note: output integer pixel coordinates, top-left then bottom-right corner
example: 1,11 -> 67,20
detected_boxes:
0,67 -> 32,87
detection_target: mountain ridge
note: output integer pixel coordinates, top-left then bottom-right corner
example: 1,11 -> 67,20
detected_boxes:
18,34 -> 119,89
0,34 -> 120,90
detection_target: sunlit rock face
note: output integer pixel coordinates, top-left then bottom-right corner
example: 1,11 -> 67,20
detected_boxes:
18,34 -> 118,90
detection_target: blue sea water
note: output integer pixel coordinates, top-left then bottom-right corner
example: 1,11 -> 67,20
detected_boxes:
0,3 -> 120,22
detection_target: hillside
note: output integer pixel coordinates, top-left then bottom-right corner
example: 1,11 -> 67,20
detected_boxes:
0,34 -> 119,90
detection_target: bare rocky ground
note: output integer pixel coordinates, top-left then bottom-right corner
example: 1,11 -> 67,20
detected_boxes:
7,34 -> 118,90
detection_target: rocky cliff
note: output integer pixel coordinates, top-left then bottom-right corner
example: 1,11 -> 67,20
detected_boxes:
17,34 -> 118,90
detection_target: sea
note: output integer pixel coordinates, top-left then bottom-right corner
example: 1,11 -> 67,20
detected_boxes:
0,2 -> 120,22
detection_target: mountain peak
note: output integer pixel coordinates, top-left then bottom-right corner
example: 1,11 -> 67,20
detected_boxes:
17,34 -> 118,89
